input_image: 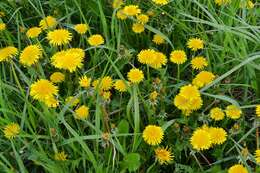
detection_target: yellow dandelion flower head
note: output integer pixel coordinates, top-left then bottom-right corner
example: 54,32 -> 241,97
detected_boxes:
3,123 -> 20,139
79,76 -> 91,88
50,72 -> 65,83
136,14 -> 149,24
132,23 -> 145,33
192,71 -> 215,88
75,105 -> 89,119
174,94 -> 190,111
39,16 -> 57,30
65,96 -> 79,107
225,105 -> 242,119
170,50 -> 187,64
30,79 -> 58,102
155,147 -> 173,165
88,34 -> 104,46
174,84 -> 203,113
150,52 -> 167,69
153,34 -> 165,45
123,5 -> 141,16
0,23 -> 6,31
256,105 -> 260,117
0,46 -> 18,62
116,9 -> 128,20
44,96 -> 59,108
47,29 -> 72,46
101,91 -> 112,100
54,151 -> 67,161
210,107 -> 225,121
152,0 -> 169,5
127,68 -> 144,84
19,45 -> 43,66
112,0 -> 124,9
190,128 -> 212,150
26,27 -> 42,38
179,85 -> 200,98
150,91 -> 158,101
142,125 -> 164,145
228,164 -> 248,173
208,127 -> 227,145
189,97 -> 203,110
51,48 -> 85,72
92,76 -> 113,91
137,49 -> 157,65
191,56 -> 208,70
114,80 -> 127,92
74,24 -> 89,34
255,149 -> 260,163
187,38 -> 204,51
215,0 -> 231,6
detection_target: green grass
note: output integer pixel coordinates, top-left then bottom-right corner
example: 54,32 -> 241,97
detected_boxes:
0,0 -> 260,172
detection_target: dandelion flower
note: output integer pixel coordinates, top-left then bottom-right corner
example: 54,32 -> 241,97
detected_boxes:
210,107 -> 225,121
228,164 -> 248,173
132,23 -> 145,33
79,76 -> 91,88
137,14 -> 149,24
127,68 -> 144,84
208,127 -> 227,145
152,34 -> 165,45
3,123 -> 20,139
179,85 -> 200,99
150,52 -> 167,69
114,80 -> 127,92
225,105 -> 242,119
51,48 -> 85,72
174,95 -> 190,110
47,29 -> 72,46
50,72 -> 65,83
30,79 -> 58,102
187,38 -> 204,51
26,27 -> 42,38
65,96 -> 79,107
19,45 -> 43,66
192,71 -> 215,88
116,10 -> 127,20
170,50 -> 187,64
190,128 -> 212,150
255,149 -> 260,163
92,77 -> 113,91
39,16 -> 57,30
152,0 -> 169,5
155,147 -> 173,165
123,5 -> 141,16
191,56 -> 208,70
54,151 -> 67,161
137,49 -> 157,65
75,105 -> 89,119
0,46 -> 18,62
74,24 -> 89,34
112,0 -> 124,9
88,34 -> 104,46
143,125 -> 164,145
256,105 -> 260,117
0,23 -> 6,31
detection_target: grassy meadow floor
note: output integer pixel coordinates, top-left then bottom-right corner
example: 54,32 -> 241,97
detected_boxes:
0,0 -> 260,172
